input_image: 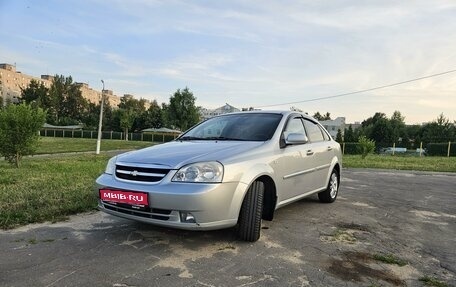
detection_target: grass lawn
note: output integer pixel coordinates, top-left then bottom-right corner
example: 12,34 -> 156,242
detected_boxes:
1,137 -> 154,229
36,137 -> 154,154
343,154 -> 456,172
0,154 -> 110,229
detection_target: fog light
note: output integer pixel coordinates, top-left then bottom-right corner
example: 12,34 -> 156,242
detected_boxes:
180,212 -> 196,223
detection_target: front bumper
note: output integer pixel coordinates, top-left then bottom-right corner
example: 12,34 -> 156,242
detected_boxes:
95,173 -> 247,230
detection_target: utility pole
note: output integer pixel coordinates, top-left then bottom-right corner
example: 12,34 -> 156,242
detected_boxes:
96,80 -> 105,155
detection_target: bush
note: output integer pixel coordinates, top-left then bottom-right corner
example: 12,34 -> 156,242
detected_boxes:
358,136 -> 375,159
344,142 -> 360,155
0,103 -> 46,167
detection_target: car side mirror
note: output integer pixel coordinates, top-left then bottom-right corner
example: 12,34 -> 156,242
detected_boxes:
285,133 -> 309,145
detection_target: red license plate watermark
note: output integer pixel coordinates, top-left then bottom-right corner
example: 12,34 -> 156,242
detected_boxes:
100,189 -> 148,206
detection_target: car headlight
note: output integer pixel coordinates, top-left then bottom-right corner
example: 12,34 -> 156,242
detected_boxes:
105,156 -> 117,175
172,162 -> 223,183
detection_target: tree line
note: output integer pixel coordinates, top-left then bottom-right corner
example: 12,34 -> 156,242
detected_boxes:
335,111 -> 456,148
18,75 -> 456,147
19,75 -> 200,133
2,76 -> 455,167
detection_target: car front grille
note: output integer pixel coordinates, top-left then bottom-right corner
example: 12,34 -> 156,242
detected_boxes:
103,202 -> 174,221
115,164 -> 170,182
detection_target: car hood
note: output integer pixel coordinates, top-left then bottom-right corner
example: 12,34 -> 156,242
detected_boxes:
116,141 -> 265,168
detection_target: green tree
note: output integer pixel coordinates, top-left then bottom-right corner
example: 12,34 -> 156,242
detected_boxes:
360,112 -> 393,149
420,113 -> 455,144
161,102 -> 169,127
344,125 -> 355,142
165,87 -> 200,131
20,79 -> 49,107
357,135 -> 375,159
371,118 -> 393,145
404,124 -> 421,148
0,103 -> 46,167
118,94 -> 148,131
0,78 -> 3,106
335,129 -> 343,143
390,111 -> 406,144
101,101 -> 114,130
118,94 -> 147,113
313,112 -> 331,121
140,100 -> 163,129
82,102 -> 101,130
48,75 -> 88,125
361,112 -> 387,128
119,109 -> 135,140
313,112 -> 322,120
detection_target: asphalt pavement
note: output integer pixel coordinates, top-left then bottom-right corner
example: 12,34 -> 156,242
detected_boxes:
1,169 -> 455,287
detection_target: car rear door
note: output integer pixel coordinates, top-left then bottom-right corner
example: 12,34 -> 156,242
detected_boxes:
303,119 -> 333,190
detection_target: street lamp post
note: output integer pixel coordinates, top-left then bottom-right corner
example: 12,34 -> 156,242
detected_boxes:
96,80 -> 105,155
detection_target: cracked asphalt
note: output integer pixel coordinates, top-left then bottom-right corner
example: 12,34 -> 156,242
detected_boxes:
1,169 -> 455,287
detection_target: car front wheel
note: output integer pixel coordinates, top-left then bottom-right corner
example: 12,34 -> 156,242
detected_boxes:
318,169 -> 339,203
237,181 -> 264,242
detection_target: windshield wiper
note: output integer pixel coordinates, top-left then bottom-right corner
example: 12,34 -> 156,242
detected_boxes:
205,136 -> 248,141
179,136 -> 249,141
178,136 -> 205,141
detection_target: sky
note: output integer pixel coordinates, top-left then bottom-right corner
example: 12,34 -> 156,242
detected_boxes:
1,0 -> 456,124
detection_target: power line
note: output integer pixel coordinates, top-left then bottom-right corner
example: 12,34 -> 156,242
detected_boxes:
255,69 -> 456,108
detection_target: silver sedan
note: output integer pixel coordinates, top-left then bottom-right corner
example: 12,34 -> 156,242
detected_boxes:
95,111 -> 342,241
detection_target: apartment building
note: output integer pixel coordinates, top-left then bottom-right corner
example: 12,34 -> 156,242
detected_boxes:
0,63 -> 120,107
320,117 -> 346,139
200,103 -> 240,120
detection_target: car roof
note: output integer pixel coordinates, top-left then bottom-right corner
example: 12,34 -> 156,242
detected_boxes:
221,110 -> 317,121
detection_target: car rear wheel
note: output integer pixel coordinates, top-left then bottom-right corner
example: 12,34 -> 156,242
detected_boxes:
318,169 -> 339,203
237,181 -> 264,242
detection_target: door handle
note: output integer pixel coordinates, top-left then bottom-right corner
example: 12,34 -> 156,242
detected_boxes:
327,146 -> 333,151
306,150 -> 314,156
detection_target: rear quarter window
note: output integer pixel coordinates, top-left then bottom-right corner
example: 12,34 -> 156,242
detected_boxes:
304,120 -> 325,142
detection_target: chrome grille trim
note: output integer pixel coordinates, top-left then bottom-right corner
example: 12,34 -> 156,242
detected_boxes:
115,164 -> 170,182
116,169 -> 167,177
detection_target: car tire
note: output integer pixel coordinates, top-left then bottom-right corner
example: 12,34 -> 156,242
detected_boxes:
318,169 -> 339,203
237,181 -> 264,242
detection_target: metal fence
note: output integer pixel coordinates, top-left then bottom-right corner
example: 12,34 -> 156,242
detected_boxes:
39,129 -> 179,143
39,129 -> 455,157
341,141 -> 455,157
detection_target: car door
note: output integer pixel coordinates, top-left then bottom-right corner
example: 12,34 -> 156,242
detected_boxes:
303,119 -> 333,190
275,116 -> 318,202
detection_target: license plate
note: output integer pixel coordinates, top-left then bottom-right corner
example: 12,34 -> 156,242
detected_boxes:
99,189 -> 149,207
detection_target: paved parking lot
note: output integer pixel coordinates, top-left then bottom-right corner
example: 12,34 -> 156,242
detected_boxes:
1,169 -> 455,287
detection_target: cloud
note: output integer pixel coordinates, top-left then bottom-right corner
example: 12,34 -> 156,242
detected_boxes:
156,53 -> 235,80
2,0 -> 456,123
418,99 -> 456,109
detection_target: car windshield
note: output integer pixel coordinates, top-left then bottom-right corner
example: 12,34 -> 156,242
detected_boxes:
179,113 -> 283,141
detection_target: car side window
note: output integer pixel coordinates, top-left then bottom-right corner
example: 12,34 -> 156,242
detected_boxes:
303,119 -> 325,142
283,117 -> 306,140
320,126 -> 331,141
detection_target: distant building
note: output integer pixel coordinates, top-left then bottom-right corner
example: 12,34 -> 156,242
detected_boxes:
346,121 -> 362,130
241,107 -> 261,111
40,74 -> 54,81
320,117 -> 346,139
0,63 -> 121,107
200,103 -> 240,120
0,63 -> 43,104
